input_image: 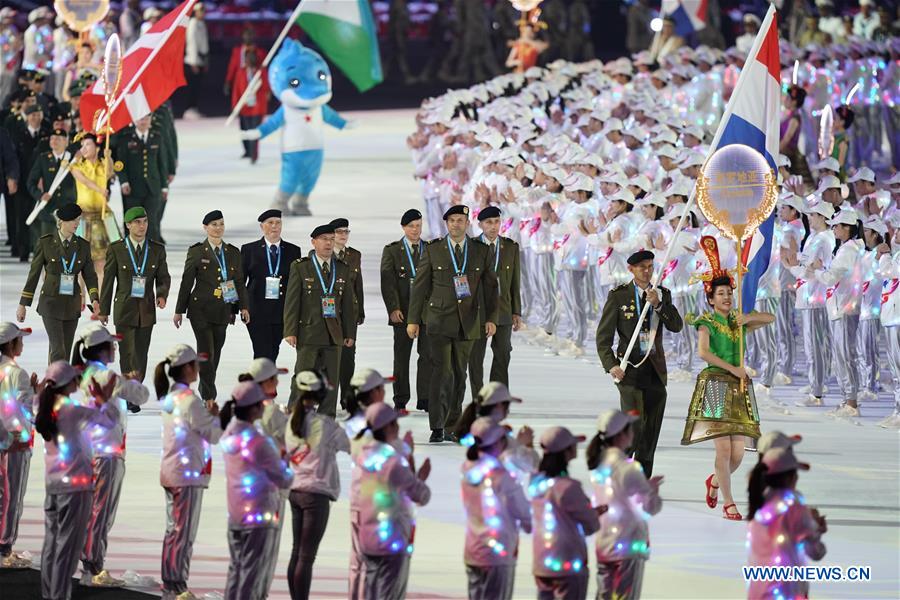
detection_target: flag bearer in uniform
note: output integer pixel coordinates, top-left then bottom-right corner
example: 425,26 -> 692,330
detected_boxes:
468,206 -> 522,391
99,206 -> 170,381
407,205 -> 499,443
380,209 -> 432,413
174,210 -> 250,402
283,224 -> 357,416
16,203 -> 100,363
0,323 -> 37,569
241,209 -> 302,362
595,250 -> 682,478
26,127 -> 77,240
331,218 -> 365,409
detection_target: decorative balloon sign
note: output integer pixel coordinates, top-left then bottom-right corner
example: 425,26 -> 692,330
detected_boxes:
54,0 -> 110,33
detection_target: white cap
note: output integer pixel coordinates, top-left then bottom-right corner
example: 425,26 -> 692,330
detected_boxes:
0,322 -> 32,345
815,175 -> 842,193
664,178 -> 694,197
805,201 -> 835,219
776,154 -> 792,168
596,409 -> 639,437
885,172 -> 900,187
637,192 -> 668,209
294,370 -> 331,393
757,431 -> 802,455
862,215 -> 888,235
600,118 -> 624,134
779,193 -> 806,214
655,144 -> 679,159
77,325 -> 122,349
540,426 -> 586,453
477,382 -> 522,406
623,126 -> 646,141
631,174 -> 652,193
812,157 -> 840,172
350,368 -> 393,393
467,417 -> 507,447
681,125 -> 705,140
164,343 -> 208,367
827,209 -> 859,226
248,358 -> 289,383
847,167 -> 875,184
43,361 -> 79,387
609,189 -> 636,205
232,381 -> 273,407
762,447 -> 810,475
679,152 -> 705,169
651,130 -> 678,145
365,402 -> 403,431
565,172 -> 595,194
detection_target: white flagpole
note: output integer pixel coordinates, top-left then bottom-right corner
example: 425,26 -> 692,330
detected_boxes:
95,0 -> 198,132
224,0 -> 309,127
616,4 -> 778,376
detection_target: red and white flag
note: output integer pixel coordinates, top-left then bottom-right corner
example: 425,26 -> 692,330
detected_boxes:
80,0 -> 197,134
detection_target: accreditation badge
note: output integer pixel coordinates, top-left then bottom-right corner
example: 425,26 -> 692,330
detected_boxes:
131,276 -> 146,298
265,276 -> 281,300
59,274 -> 75,296
639,331 -> 651,354
220,280 -> 239,304
321,295 -> 336,318
453,274 -> 471,299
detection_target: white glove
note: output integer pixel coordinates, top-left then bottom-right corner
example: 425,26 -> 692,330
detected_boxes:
241,129 -> 261,141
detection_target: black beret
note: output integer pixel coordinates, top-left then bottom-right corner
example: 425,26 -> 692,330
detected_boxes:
627,249 -> 655,265
202,210 -> 223,225
330,218 -> 349,229
257,209 -> 281,222
50,128 -> 68,138
56,203 -> 82,221
23,104 -> 42,115
478,206 -> 501,221
310,223 -> 335,238
400,209 -> 422,226
443,205 -> 470,220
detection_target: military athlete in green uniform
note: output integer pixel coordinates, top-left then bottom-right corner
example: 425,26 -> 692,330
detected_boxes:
380,209 -> 432,413
331,217 -> 364,408
112,114 -> 169,242
283,223 -> 357,417
174,210 -> 249,401
26,127 -> 77,240
468,206 -> 522,391
98,206 -> 170,380
596,249 -> 683,477
16,203 -> 100,363
407,205 -> 499,443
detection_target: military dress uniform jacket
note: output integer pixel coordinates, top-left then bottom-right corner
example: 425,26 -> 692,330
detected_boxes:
20,234 -> 99,320
408,237 -> 500,340
336,246 -> 365,323
100,239 -> 171,327
175,241 -> 249,325
283,255 -> 357,346
112,127 -> 169,197
477,236 -> 521,326
380,238 -> 432,326
26,150 -> 77,223
240,238 -> 303,325
595,282 -> 683,386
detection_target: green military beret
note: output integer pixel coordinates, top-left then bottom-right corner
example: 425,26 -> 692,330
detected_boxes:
124,206 -> 147,223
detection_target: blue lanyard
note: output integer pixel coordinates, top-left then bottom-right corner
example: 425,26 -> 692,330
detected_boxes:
265,243 -> 281,277
447,237 -> 468,274
211,243 -> 228,280
126,238 -> 148,276
481,234 -> 500,272
313,256 -> 335,295
402,238 -> 423,277
60,240 -> 77,274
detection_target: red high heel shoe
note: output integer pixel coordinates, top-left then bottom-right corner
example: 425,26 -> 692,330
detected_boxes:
704,474 -> 719,509
722,503 -> 743,521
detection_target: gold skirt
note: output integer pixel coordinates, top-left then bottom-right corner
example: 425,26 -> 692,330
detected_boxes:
681,370 -> 760,445
78,210 -> 111,262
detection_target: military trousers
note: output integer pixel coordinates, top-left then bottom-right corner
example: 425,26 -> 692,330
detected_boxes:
469,323 -> 513,395
615,366 -> 666,477
289,343 -> 341,416
12,190 -> 34,258
427,332 -> 474,431
247,319 -> 283,362
123,193 -> 163,242
189,319 -> 228,401
391,324 -> 431,411
42,314 -> 79,364
339,344 -> 356,409
117,323 -> 154,380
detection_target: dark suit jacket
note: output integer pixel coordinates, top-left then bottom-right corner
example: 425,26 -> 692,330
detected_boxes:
100,239 -> 170,327
241,237 -> 303,325
596,281 -> 683,386
408,236 -> 499,340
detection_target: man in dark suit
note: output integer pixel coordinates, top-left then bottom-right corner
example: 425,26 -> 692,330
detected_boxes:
241,209 -> 302,361
468,206 -> 521,391
407,205 -> 499,443
99,206 -> 171,380
380,209 -> 432,413
596,250 -> 683,477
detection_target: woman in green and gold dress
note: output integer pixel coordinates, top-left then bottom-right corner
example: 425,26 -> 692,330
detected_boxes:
681,236 -> 774,521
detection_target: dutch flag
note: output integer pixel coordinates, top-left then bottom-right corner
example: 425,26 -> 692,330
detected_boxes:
662,0 -> 708,37
707,4 -> 781,313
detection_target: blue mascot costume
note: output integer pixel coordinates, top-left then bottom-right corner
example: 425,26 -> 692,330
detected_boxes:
244,39 -> 347,216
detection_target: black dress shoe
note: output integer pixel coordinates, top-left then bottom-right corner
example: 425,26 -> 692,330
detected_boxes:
428,429 -> 444,443
126,402 -> 142,414
416,400 -> 429,412
444,432 -> 460,444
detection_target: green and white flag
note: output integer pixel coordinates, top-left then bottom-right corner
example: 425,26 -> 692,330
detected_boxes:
297,0 -> 383,92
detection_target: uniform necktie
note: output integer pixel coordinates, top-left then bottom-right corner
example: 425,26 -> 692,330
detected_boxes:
455,243 -> 463,264
322,259 -> 330,278
412,243 -> 419,261
136,243 -> 143,256
490,242 -> 497,261
215,246 -> 223,263
63,239 -> 70,251
270,244 -> 278,262
338,250 -> 344,261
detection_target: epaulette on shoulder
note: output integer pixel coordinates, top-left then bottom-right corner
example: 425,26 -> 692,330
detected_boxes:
189,241 -> 203,248
39,233 -> 52,239
611,282 -> 629,292
471,237 -> 487,246
297,256 -> 310,263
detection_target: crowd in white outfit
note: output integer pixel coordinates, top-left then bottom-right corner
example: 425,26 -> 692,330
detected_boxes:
0,314 -> 834,600
408,35 -> 900,430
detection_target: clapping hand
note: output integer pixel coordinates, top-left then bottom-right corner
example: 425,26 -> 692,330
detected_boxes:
88,373 -> 118,403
